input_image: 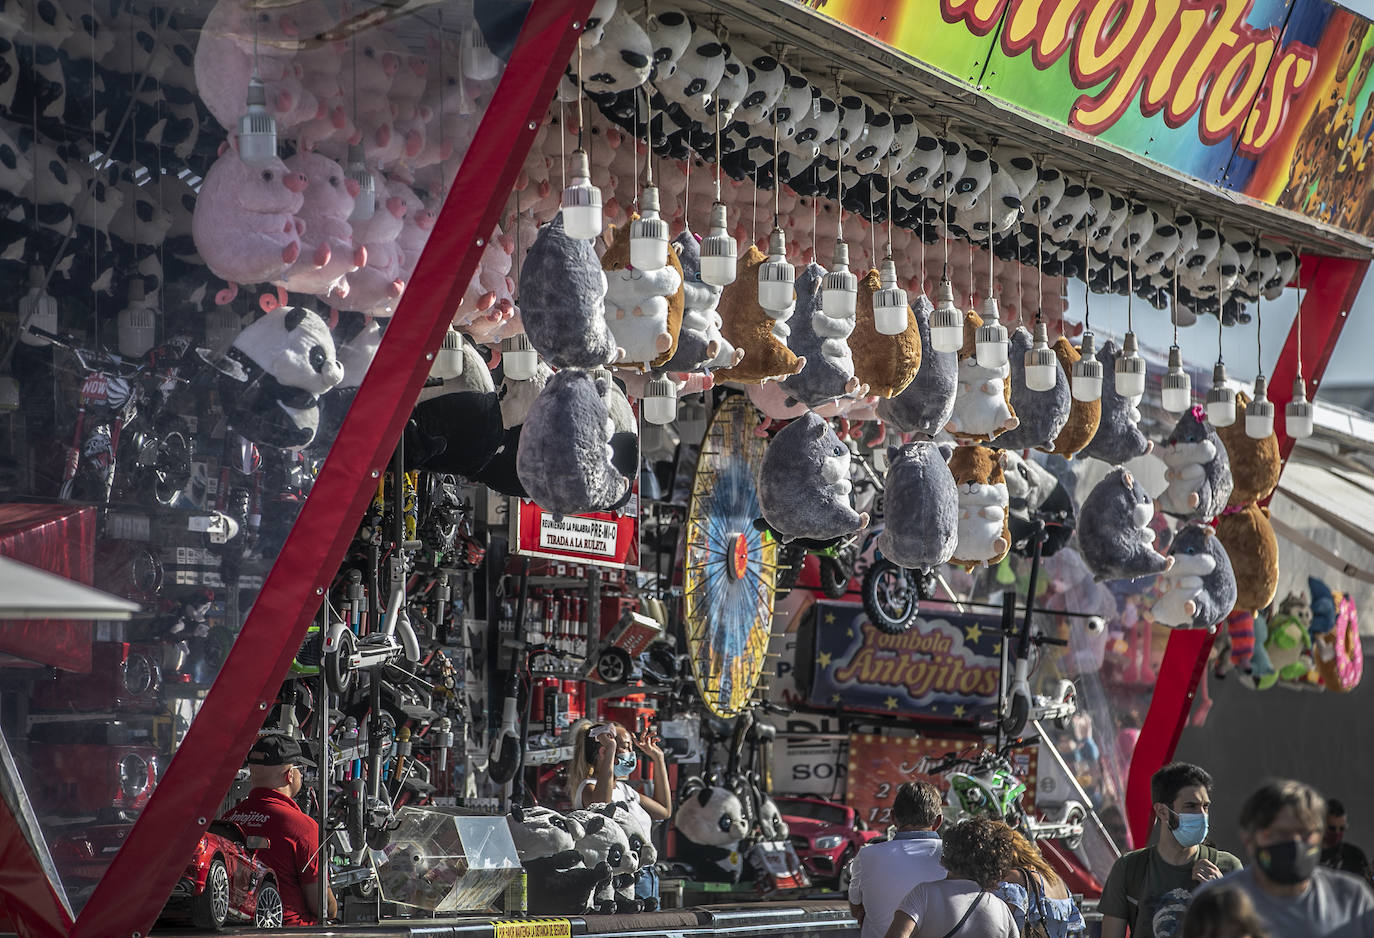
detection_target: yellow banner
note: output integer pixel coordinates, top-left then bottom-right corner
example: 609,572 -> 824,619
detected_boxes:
494,919 -> 572,938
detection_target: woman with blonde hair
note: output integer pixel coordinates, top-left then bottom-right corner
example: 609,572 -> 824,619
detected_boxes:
993,827 -> 1086,936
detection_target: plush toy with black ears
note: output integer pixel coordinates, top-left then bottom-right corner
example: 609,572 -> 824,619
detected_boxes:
758,412 -> 868,541
673,778 -> 747,883
568,808 -> 638,914
1158,406 -> 1233,520
1152,522 -> 1237,630
506,805 -> 610,915
516,368 -> 632,517
1077,467 -> 1173,582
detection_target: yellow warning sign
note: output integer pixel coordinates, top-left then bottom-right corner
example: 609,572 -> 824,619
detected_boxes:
494,919 -> 572,938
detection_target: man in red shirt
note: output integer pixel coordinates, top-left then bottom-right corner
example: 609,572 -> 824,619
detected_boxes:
223,735 -> 336,926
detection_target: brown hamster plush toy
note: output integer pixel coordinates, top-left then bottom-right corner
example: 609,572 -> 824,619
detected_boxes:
714,244 -> 806,384
601,220 -> 685,371
948,445 -> 1011,570
1216,392 -> 1281,505
850,268 -> 921,399
1048,337 -> 1101,458
1216,501 -> 1279,613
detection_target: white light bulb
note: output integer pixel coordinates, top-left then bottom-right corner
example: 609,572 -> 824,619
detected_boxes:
462,26 -> 502,81
1115,331 -> 1146,400
346,144 -> 375,223
1024,321 -> 1058,392
872,256 -> 909,336
822,239 -> 858,319
237,75 -> 278,167
561,148 -> 603,240
501,333 -> 539,381
1206,361 -> 1236,427
700,201 -> 737,287
1161,345 -> 1192,413
205,308 -> 242,355
629,186 -> 669,271
758,227 -> 795,313
1071,331 -> 1103,402
975,297 -> 1008,369
117,280 -> 157,359
929,277 -> 963,354
643,376 -> 678,426
1246,375 -> 1275,439
1286,377 -> 1314,439
430,327 -> 465,380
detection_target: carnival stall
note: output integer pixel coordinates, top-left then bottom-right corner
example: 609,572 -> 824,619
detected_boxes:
0,0 -> 1370,935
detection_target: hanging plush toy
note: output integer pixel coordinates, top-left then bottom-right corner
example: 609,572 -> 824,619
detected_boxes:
876,440 -> 958,570
1078,339 -> 1151,465
946,310 -> 1018,442
1313,590 -> 1362,692
192,141 -> 307,306
1260,595 -> 1316,689
664,230 -> 725,372
516,369 -> 632,517
1215,502 -> 1278,613
876,294 -> 957,437
1077,467 -> 1173,582
279,150 -> 364,302
673,780 -> 747,883
1151,523 -> 1237,630
996,326 -> 1069,451
221,306 -> 346,451
1047,337 -> 1101,457
602,220 -> 684,370
411,340 -> 506,479
1158,406 -> 1234,521
1215,392 -> 1280,505
1001,450 -> 1076,557
339,176 -> 408,316
849,266 -> 921,398
758,412 -> 868,541
519,213 -> 621,369
948,445 -> 1010,569
779,263 -> 862,407
713,244 -> 805,384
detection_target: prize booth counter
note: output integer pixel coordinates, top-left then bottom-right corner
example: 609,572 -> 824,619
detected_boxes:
0,0 -> 1370,935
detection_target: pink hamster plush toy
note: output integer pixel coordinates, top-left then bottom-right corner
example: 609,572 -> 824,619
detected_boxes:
278,150 -> 365,301
337,172 -> 406,316
194,0 -> 319,134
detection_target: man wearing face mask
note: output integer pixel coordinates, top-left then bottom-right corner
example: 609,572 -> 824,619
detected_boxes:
1322,799 -> 1373,883
1193,779 -> 1373,937
1099,762 -> 1242,938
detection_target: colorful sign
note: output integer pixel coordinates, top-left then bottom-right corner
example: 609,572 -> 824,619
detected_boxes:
510,497 -> 639,569
804,0 -> 1374,237
806,602 -> 1003,720
494,920 -> 572,938
846,733 -> 1039,826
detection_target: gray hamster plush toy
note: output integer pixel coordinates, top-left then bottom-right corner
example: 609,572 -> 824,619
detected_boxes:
876,441 -> 958,570
519,212 -> 621,369
1152,522 -> 1237,630
759,412 -> 868,540
995,326 -> 1069,451
875,293 -> 957,437
664,229 -> 724,373
1078,339 -> 1152,465
516,369 -> 632,516
779,262 -> 862,408
1158,406 -> 1233,521
1077,467 -> 1174,582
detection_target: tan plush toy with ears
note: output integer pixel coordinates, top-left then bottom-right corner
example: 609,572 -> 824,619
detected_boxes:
948,445 -> 1011,570
1216,501 -> 1279,613
851,268 -> 921,399
600,221 -> 685,371
1048,337 -> 1101,458
714,244 -> 806,384
1216,392 -> 1281,505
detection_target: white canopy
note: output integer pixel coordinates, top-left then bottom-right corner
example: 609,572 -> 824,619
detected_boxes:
0,555 -> 140,620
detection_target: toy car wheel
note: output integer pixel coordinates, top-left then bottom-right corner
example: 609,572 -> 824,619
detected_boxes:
1000,691 -> 1030,739
597,647 -> 632,685
254,880 -> 283,928
192,858 -> 231,930
862,562 -> 919,634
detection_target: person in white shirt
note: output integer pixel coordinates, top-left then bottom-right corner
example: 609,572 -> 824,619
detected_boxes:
849,781 -> 946,938
886,818 -> 1020,938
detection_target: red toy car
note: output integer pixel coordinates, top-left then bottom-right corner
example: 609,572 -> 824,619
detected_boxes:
163,820 -> 281,930
775,795 -> 882,886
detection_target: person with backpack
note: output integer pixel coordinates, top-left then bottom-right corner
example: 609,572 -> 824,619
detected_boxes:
884,818 -> 1019,938
994,826 -> 1087,936
1099,762 -> 1243,938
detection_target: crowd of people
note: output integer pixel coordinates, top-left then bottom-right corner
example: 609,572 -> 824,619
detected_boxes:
847,764 -> 1374,938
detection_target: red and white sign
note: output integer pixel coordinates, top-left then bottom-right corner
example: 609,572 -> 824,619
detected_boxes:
510,497 -> 639,570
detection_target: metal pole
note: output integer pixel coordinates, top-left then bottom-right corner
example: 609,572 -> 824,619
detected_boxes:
317,602 -> 331,923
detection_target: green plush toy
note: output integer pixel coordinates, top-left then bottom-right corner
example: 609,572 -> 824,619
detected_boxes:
1258,609 -> 1315,689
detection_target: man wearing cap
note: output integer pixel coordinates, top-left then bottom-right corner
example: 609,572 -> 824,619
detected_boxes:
223,735 -> 336,926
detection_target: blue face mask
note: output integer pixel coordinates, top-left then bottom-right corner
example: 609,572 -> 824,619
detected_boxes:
613,752 -> 637,777
1169,809 -> 1209,848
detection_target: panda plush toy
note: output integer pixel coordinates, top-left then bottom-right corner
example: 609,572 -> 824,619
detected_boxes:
219,306 -> 346,451
672,778 -> 748,883
506,805 -> 611,915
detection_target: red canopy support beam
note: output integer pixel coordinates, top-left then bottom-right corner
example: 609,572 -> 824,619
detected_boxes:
1126,254 -> 1369,849
53,4 -> 594,937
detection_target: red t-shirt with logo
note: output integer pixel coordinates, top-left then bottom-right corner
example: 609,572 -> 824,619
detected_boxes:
223,788 -> 321,926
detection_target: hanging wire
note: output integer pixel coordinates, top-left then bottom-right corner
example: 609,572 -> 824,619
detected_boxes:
1078,197 -> 1088,338
1254,231 -> 1263,376
834,75 -> 845,245
684,152 -> 691,228
1216,220 -> 1224,363
987,169 -> 994,313
632,90 -> 640,211
751,165 -> 758,244
559,100 -> 566,190
1294,244 -> 1304,382
941,125 -> 950,279
643,85 -> 654,189
772,102 -> 780,228
1172,264 -> 1180,347
576,41 -> 584,150
1035,167 -> 1045,324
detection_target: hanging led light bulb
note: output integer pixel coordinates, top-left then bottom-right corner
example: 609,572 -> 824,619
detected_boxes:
237,74 -> 278,166
461,25 -> 502,81
501,333 -> 538,381
1116,218 -> 1146,398
929,141 -> 962,354
1161,267 -> 1192,412
700,97 -> 737,286
117,279 -> 157,359
1246,242 -> 1274,438
205,307 -> 241,355
758,105 -> 794,312
823,238 -> 858,318
431,327 -> 465,379
1204,225 -> 1236,427
17,266 -> 57,346
346,36 -> 375,223
1025,321 -> 1058,391
561,45 -> 602,240
1287,250 -> 1314,439
629,185 -> 669,271
643,376 -> 678,426
872,153 -> 908,335
1072,331 -> 1102,401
